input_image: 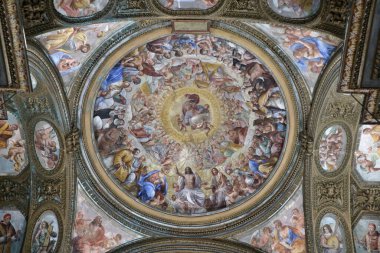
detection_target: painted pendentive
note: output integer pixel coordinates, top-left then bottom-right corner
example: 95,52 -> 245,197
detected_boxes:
319,213 -> 345,252
267,0 -> 321,18
31,211 -> 59,253
0,112 -> 27,175
158,0 -> 219,10
233,186 -> 305,252
93,33 -> 288,216
318,125 -> 347,172
53,0 -> 109,17
71,184 -> 143,252
36,22 -> 133,93
0,210 -> 26,253
34,121 -> 60,170
250,23 -> 340,93
354,125 -> 380,181
354,217 -> 380,252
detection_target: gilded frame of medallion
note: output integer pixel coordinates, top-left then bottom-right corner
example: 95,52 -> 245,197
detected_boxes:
259,0 -> 324,24
314,208 -> 353,253
0,0 -> 31,92
75,20 -> 306,236
24,203 -> 64,253
28,116 -> 65,176
149,0 -> 226,16
314,121 -> 352,178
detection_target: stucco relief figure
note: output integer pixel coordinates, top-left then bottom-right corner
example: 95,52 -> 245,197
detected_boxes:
54,0 -> 109,17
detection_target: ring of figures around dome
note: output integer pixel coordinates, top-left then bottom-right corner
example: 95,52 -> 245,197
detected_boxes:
82,27 -> 299,223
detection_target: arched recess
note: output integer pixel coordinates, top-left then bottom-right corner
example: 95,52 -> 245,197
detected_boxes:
20,41 -> 77,253
304,47 -> 359,252
63,19 -> 311,239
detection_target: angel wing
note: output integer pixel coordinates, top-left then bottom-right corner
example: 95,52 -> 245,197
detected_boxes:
177,175 -> 185,191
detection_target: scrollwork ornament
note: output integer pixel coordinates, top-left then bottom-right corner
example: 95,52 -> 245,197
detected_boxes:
352,185 -> 380,214
299,131 -> 314,156
0,179 -> 28,202
65,127 -> 80,153
321,101 -> 357,124
36,178 -> 63,203
24,96 -> 50,113
315,178 -> 344,209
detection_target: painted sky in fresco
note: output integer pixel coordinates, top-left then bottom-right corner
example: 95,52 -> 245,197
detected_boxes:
354,217 -> 380,253
319,214 -> 345,252
233,186 -> 305,252
158,0 -> 219,10
54,0 -> 109,17
0,210 -> 26,253
267,0 -> 320,18
72,183 -> 143,252
354,125 -> 380,182
36,21 -> 134,94
0,111 -> 27,176
93,33 -> 288,216
319,125 -> 347,172
249,23 -> 341,95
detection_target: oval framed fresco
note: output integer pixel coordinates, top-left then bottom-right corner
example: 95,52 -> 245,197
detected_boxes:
80,25 -> 300,226
33,120 -> 61,171
316,123 -> 349,174
0,111 -> 28,176
266,0 -> 321,19
53,0 -> 110,18
317,212 -> 347,253
31,210 -> 59,253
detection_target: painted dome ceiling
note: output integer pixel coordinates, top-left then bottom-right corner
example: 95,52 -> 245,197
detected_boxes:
4,0 -> 379,251
90,33 -> 288,215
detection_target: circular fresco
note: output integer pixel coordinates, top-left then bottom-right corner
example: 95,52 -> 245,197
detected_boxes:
91,33 -> 289,216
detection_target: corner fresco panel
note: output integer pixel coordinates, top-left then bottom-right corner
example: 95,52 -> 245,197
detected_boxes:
36,22 -> 133,93
0,210 -> 26,253
31,211 -> 59,253
267,0 -> 320,18
158,0 -> 219,10
319,214 -> 345,252
233,186 -> 305,252
354,217 -> 380,252
54,0 -> 109,17
251,23 -> 341,94
354,125 -> 380,181
0,112 -> 27,175
93,33 -> 288,216
72,184 -> 143,252
319,125 -> 347,172
34,121 -> 60,170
